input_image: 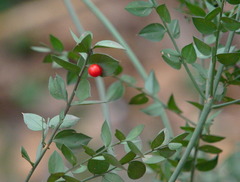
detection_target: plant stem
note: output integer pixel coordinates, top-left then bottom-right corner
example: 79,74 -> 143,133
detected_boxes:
213,5 -> 240,95
160,16 -> 205,99
116,76 -> 196,126
190,139 -> 199,182
63,0 -> 111,124
82,0 -> 147,80
25,53 -> 90,182
82,0 -> 174,137
206,1 -> 225,98
212,99 -> 240,109
63,0 -> 84,35
168,98 -> 213,182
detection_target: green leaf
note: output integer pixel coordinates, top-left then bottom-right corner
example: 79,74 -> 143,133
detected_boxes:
205,7 -> 221,21
187,101 -> 204,110
181,43 -> 197,64
31,46 -> 51,53
126,124 -> 144,141
125,1 -> 153,17
151,129 -> 166,150
102,173 -> 124,182
61,145 -> 77,166
73,31 -> 92,53
43,54 -> 53,63
72,100 -> 106,106
127,141 -> 144,157
185,2 -> 206,17
161,49 -> 181,69
53,129 -> 91,149
72,165 -> 87,174
88,53 -> 119,76
101,121 -> 112,147
49,114 -> 80,129
51,56 -> 80,74
193,37 -> 212,56
156,4 -> 171,23
115,129 -> 126,141
75,79 -> 91,102
21,146 -> 33,166
106,81 -> 125,101
68,51 -> 80,62
217,53 -> 240,66
169,19 -> 180,39
170,133 -> 189,143
198,145 -> 222,154
158,146 -> 176,158
48,75 -> 68,101
144,71 -> 160,95
94,40 -> 125,49
120,151 -> 136,165
127,161 -> 146,179
83,145 -> 96,156
221,17 -> 240,31
226,0 -> 240,4
103,153 -> 125,170
67,71 -> 78,85
88,158 -> 110,174
201,135 -> 225,143
167,94 -> 182,114
22,113 -> 46,131
139,23 -> 166,41
48,151 -> 65,174
180,126 -> 195,132
141,102 -> 164,116
70,29 -> 80,44
192,17 -> 217,34
204,34 -> 216,44
50,35 -> 64,52
62,175 -> 80,182
196,155 -> 219,171
143,155 -> 165,164
168,143 -> 182,150
120,74 -> 136,85
47,173 -> 64,182
129,93 -> 149,105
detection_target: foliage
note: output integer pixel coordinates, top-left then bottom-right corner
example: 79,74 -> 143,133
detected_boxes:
21,0 -> 240,182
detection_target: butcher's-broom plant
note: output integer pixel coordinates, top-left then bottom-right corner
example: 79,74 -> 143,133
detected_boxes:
22,0 -> 240,182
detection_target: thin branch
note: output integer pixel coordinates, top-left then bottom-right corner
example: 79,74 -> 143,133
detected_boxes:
159,12 -> 205,100
25,52 -> 89,182
82,0 -> 174,137
168,98 -> 213,182
212,99 -> 240,109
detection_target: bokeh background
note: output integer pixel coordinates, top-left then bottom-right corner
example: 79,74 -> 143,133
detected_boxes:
0,0 -> 240,181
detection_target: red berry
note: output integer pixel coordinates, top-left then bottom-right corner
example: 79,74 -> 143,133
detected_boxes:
88,64 -> 102,77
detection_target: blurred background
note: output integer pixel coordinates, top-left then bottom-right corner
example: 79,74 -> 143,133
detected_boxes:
0,0 -> 240,181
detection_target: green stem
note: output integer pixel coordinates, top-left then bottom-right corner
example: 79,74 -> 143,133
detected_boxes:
160,17 -> 205,99
116,76 -> 196,126
25,52 -> 90,182
190,139 -> 199,182
169,98 -> 213,182
82,0 -> 174,137
213,5 -> 240,95
212,99 -> 240,109
63,0 -> 84,35
82,0 -> 147,80
63,0 -> 111,126
206,1 -> 225,98
80,145 -> 165,182
95,77 -> 110,121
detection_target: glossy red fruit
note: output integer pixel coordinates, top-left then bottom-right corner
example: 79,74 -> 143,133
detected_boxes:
88,64 -> 102,77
